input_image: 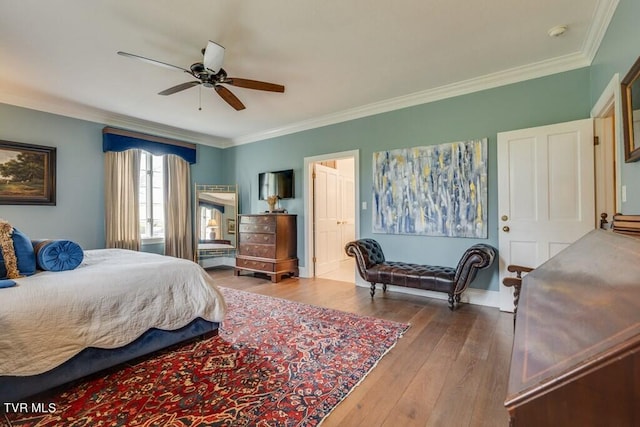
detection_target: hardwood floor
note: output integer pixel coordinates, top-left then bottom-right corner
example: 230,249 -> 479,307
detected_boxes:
207,267 -> 513,427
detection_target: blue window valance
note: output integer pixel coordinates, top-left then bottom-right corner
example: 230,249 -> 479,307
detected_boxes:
102,127 -> 196,164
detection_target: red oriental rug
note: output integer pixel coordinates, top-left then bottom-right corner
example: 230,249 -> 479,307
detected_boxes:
4,287 -> 409,426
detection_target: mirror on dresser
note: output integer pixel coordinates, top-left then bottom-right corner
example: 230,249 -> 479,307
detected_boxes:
194,184 -> 238,268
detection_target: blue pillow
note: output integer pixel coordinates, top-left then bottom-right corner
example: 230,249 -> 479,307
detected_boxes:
32,239 -> 84,271
0,279 -> 16,288
0,228 -> 36,279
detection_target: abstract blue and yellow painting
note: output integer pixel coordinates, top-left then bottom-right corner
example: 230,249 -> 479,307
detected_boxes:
372,138 -> 487,238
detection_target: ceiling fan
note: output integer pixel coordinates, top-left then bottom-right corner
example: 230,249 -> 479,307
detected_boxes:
117,41 -> 285,111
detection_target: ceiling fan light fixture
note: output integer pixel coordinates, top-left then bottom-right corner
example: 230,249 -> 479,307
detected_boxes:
547,25 -> 568,37
203,40 -> 225,73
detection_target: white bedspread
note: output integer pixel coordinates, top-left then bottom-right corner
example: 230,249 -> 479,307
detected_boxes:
0,249 -> 227,376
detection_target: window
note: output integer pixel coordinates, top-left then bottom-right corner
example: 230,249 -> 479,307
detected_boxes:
139,151 -> 164,240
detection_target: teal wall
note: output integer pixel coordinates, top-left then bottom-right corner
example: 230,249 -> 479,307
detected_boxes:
0,103 -> 105,249
192,144 -> 227,185
0,102 -> 225,251
590,0 -> 640,212
227,69 -> 592,290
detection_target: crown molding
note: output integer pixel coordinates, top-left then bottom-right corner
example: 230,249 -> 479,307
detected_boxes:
0,48 -> 599,150
0,91 -> 231,148
232,0 -> 619,147
232,52 -> 590,146
582,0 -> 619,64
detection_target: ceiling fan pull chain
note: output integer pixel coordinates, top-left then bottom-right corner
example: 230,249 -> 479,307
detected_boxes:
199,85 -> 202,111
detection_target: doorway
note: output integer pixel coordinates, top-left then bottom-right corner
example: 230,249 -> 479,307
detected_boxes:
303,150 -> 359,281
592,73 -> 622,222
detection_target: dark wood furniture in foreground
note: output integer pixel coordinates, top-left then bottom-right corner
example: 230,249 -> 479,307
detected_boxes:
504,215 -> 640,315
505,230 -> 640,426
235,213 -> 298,283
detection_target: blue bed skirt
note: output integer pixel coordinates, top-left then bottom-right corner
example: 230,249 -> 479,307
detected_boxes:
0,318 -> 219,402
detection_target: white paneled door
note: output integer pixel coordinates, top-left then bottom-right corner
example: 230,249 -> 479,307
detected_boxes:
338,159 -> 356,259
497,118 -> 595,311
314,163 -> 342,275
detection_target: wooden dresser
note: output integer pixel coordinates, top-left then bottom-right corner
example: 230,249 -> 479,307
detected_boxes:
505,230 -> 640,426
234,214 -> 298,282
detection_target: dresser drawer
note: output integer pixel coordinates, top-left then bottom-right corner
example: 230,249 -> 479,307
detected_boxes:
236,257 -> 275,272
239,223 -> 276,234
240,215 -> 276,226
239,233 -> 276,245
239,243 -> 276,258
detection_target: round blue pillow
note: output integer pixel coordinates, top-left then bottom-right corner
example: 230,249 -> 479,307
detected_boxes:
32,240 -> 84,271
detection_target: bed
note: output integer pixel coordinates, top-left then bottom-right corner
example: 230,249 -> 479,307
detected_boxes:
0,248 -> 227,402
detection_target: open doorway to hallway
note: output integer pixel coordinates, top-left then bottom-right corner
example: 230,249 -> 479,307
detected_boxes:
303,150 -> 359,282
592,73 -> 622,224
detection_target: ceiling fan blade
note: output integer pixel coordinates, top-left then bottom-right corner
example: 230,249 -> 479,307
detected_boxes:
215,85 -> 246,111
203,41 -> 225,73
158,81 -> 201,96
117,51 -> 190,73
225,78 -> 285,93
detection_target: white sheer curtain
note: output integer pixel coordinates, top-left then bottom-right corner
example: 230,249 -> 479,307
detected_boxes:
104,149 -> 141,250
163,154 -> 193,260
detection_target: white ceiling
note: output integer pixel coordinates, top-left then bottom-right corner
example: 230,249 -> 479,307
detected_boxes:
0,0 -> 618,148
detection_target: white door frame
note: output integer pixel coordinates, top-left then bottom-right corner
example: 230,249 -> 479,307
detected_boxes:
303,150 -> 360,278
591,73 -> 622,213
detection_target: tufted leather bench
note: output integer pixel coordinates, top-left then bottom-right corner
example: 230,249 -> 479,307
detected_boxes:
345,239 -> 496,310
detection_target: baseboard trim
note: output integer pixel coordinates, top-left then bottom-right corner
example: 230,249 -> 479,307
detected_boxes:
300,269 -> 501,308
354,276 -> 501,308
298,266 -> 309,278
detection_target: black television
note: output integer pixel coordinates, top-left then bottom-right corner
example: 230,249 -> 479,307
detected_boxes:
258,169 -> 294,200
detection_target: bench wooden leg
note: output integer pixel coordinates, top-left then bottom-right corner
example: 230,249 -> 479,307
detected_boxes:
382,283 -> 387,293
370,283 -> 376,298
448,294 -> 455,310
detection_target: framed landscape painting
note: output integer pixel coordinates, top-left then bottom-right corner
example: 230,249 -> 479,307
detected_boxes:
227,218 -> 236,234
0,140 -> 56,205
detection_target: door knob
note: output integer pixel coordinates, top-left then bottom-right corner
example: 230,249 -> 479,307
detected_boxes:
502,226 -> 510,232
501,215 -> 509,221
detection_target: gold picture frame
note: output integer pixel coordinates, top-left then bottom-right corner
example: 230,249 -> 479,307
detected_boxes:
621,56 -> 640,163
227,218 -> 236,234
